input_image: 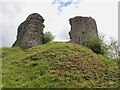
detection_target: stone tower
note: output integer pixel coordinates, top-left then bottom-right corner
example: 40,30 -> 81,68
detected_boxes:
69,16 -> 98,45
13,13 -> 45,49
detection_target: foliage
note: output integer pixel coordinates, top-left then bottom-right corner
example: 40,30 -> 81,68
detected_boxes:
43,31 -> 55,44
85,34 -> 107,55
2,42 -> 119,88
85,34 -> 119,60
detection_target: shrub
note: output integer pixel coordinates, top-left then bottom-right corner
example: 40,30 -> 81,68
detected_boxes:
43,31 -> 55,44
85,34 -> 107,55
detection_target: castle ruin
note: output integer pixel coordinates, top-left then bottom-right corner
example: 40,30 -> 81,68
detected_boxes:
13,13 -> 45,49
13,14 -> 99,49
69,16 -> 98,45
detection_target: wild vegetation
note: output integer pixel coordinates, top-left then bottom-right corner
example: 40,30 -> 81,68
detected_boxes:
43,31 -> 55,44
85,34 -> 119,60
2,42 -> 119,88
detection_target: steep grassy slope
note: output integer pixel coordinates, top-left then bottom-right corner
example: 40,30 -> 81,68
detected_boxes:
2,42 -> 119,88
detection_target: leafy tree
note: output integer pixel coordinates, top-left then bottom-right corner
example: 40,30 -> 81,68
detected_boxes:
43,31 -> 55,44
106,37 -> 119,60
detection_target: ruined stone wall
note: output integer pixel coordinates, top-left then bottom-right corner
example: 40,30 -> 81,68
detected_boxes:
69,16 -> 98,45
13,13 -> 45,49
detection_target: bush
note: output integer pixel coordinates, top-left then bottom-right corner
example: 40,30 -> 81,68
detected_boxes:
85,35 -> 107,55
43,31 -> 55,44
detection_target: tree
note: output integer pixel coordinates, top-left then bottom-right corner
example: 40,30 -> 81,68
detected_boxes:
106,37 -> 119,60
43,31 -> 55,44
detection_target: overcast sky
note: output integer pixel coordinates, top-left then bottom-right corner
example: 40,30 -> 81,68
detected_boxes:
0,0 -> 119,47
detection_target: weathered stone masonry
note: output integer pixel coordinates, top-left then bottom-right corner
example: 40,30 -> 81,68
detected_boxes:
13,13 -> 45,49
69,16 -> 98,45
13,14 -> 98,49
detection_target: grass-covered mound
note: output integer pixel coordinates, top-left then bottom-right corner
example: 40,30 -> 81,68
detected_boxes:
2,42 -> 119,88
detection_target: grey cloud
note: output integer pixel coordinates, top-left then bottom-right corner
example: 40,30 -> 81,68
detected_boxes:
1,2 -> 23,47
56,27 -> 70,41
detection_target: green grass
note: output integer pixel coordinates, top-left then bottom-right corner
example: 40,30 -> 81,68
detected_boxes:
2,42 -> 119,88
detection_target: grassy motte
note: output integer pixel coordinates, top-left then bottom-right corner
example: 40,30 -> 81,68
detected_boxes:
2,42 -> 119,88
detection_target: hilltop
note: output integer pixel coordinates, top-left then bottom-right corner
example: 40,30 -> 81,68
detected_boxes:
2,42 -> 119,88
